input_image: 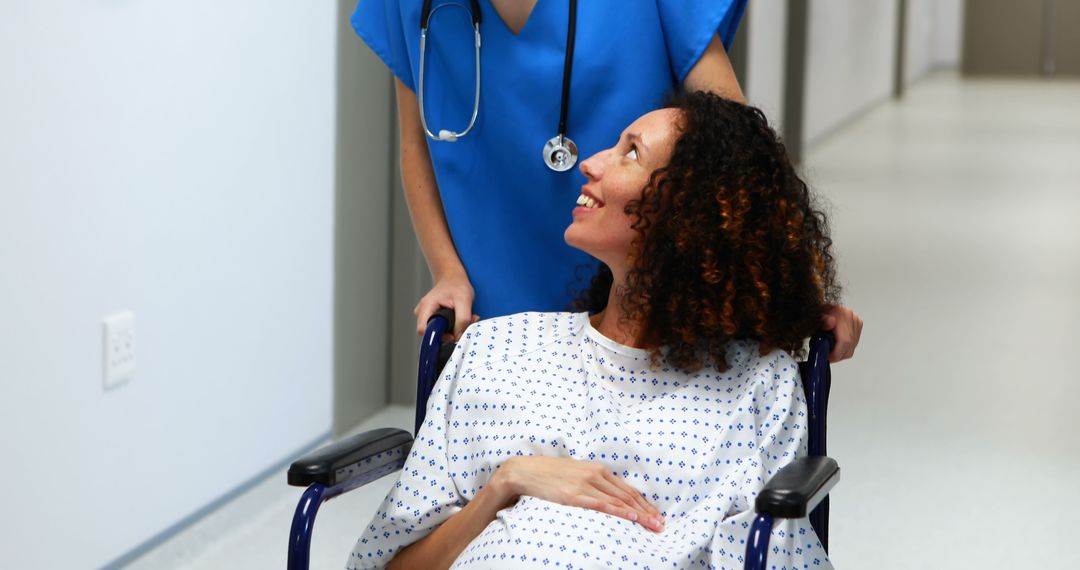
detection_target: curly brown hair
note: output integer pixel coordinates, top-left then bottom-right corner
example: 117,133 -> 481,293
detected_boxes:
575,91 -> 840,371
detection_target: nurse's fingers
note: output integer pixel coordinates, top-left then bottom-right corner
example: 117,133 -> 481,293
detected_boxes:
414,297 -> 447,336
822,305 -> 864,363
451,295 -> 474,339
821,314 -> 837,332
414,304 -> 430,336
829,316 -> 863,363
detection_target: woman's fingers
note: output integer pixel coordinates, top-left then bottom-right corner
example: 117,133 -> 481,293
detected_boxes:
602,470 -> 661,519
583,473 -> 662,531
577,492 -> 664,532
589,477 -> 642,515
598,474 -> 663,531
575,494 -> 639,523
505,457 -> 663,532
595,470 -> 654,518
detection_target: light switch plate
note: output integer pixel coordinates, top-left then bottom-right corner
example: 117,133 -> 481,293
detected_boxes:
103,311 -> 136,390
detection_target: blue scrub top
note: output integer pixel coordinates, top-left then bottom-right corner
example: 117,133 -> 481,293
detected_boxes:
353,0 -> 746,318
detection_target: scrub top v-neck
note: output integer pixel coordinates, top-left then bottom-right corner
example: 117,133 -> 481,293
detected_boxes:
352,0 -> 747,319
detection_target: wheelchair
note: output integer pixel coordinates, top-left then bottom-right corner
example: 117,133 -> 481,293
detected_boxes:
286,309 -> 840,570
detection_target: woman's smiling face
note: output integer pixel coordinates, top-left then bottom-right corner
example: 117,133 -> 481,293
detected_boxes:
564,108 -> 682,274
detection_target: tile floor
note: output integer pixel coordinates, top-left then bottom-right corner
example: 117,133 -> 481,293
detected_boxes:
807,73 -> 1080,568
123,73 -> 1080,569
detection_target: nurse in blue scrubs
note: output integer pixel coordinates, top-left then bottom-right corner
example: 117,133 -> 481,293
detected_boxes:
351,0 -> 864,361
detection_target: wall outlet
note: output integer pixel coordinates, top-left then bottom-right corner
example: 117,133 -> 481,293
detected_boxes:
103,311 -> 136,390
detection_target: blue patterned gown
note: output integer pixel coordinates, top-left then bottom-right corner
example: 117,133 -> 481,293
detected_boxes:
349,312 -> 831,569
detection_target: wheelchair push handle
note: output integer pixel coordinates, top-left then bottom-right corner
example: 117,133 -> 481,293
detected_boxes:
417,307 -> 457,435
812,330 -> 835,352
429,307 -> 456,328
422,307 -> 455,356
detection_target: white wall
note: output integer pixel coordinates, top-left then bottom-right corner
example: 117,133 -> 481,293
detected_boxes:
905,0 -> 936,83
804,0 -> 899,144
0,2 -> 336,568
744,0 -> 789,131
932,0 -> 964,68
907,0 -> 965,84
747,0 -> 963,149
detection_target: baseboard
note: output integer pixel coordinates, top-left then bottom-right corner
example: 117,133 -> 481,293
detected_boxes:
99,430 -> 331,570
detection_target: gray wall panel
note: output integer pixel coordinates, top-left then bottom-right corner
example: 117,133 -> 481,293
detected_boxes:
963,0 -> 1044,75
1052,0 -> 1080,76
333,0 -> 394,434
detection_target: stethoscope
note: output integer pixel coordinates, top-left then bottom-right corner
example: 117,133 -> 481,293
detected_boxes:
418,0 -> 580,172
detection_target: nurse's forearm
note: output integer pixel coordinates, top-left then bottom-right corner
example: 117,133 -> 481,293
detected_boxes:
387,476 -> 516,570
394,78 -> 467,281
684,33 -> 746,103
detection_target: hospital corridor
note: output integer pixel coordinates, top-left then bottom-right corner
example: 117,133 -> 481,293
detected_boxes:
3,1 -> 1079,569
109,72 -> 1080,570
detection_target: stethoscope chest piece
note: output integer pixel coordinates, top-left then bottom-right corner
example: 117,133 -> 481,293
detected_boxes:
543,135 -> 578,172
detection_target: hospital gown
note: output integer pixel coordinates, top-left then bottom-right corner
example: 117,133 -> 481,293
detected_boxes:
348,312 -> 831,569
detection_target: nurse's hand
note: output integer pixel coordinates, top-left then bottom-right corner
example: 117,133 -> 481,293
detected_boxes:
822,304 -> 864,363
493,456 -> 665,533
414,269 -> 479,339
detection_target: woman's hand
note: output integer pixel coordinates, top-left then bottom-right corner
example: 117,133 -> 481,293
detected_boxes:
414,269 -> 479,339
822,304 -> 863,363
494,456 -> 665,532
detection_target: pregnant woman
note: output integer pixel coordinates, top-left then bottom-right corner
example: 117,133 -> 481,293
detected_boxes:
349,92 -> 838,570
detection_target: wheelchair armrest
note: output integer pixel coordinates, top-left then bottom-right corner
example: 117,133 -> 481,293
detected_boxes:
755,456 -> 840,518
287,428 -> 413,487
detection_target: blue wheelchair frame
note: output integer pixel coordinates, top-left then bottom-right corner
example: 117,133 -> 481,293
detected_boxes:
287,310 -> 839,570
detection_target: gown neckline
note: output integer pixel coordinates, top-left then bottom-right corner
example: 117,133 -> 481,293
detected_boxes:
583,314 -> 651,359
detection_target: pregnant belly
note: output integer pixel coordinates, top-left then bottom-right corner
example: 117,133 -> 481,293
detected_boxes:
450,497 -> 701,570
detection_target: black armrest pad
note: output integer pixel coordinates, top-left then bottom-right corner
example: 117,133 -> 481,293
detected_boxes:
288,428 -> 413,487
755,456 -> 840,518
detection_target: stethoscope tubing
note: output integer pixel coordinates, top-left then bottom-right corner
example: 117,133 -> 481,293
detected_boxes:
419,2 -> 482,142
557,0 -> 577,140
418,0 -> 579,171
